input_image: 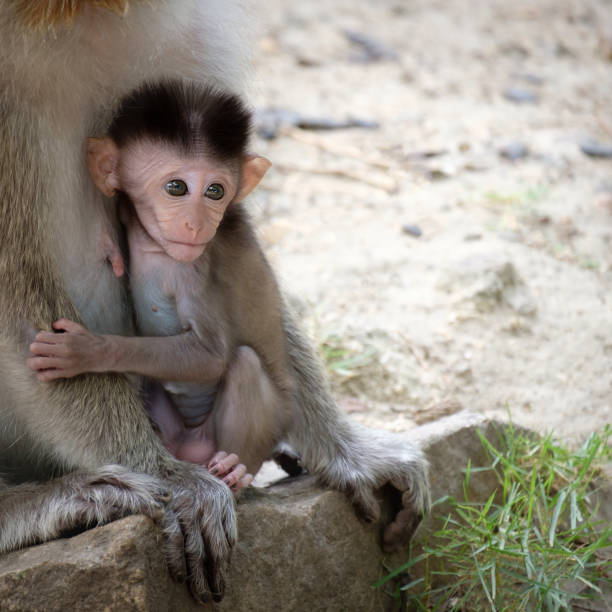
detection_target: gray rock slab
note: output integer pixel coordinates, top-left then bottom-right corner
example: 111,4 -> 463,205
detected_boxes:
0,413 -> 546,611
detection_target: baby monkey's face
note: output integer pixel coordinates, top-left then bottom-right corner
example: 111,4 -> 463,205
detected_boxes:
120,140 -> 238,263
87,136 -> 270,264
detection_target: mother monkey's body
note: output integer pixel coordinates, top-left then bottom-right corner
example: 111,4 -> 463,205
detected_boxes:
0,0 -> 429,604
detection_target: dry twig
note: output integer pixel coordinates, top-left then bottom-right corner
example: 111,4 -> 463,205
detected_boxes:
273,161 -> 399,193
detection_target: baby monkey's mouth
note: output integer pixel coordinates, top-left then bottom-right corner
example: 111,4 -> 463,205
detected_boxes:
167,239 -> 207,247
163,239 -> 208,263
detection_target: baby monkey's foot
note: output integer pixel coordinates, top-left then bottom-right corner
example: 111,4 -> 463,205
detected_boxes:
208,451 -> 253,494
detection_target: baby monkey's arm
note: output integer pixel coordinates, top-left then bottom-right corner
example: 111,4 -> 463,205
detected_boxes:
27,319 -> 225,383
27,320 -> 253,494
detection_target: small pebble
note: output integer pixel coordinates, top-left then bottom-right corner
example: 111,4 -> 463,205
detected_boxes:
402,224 -> 423,238
499,142 -> 529,160
503,87 -> 538,103
454,364 -> 473,379
580,140 -> 612,159
464,232 -> 482,241
598,180 -> 612,192
255,108 -> 300,140
343,29 -> 399,62
513,72 -> 544,86
427,168 -> 452,181
296,55 -> 322,68
499,42 -> 529,58
498,230 -> 522,243
255,107 -> 379,140
555,42 -> 573,57
298,117 -> 379,130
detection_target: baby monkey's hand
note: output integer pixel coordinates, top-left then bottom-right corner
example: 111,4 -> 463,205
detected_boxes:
27,319 -> 112,381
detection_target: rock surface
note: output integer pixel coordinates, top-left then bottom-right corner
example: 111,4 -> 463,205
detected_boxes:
0,413 -> 507,612
4,413 -> 607,610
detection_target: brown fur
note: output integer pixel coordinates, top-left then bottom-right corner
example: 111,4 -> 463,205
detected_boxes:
14,0 -> 130,29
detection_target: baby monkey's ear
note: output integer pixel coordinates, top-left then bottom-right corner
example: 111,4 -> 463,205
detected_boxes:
86,137 -> 121,197
235,154 -> 271,202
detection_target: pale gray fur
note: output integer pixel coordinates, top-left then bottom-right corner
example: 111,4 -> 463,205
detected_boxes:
0,1 -> 249,603
0,0 -> 429,604
0,466 -> 169,552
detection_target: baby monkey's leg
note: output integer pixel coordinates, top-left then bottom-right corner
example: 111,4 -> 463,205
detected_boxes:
212,346 -> 288,478
143,344 -> 288,490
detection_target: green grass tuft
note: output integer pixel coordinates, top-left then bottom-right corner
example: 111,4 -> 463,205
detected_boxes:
380,424 -> 612,611
319,334 -> 377,378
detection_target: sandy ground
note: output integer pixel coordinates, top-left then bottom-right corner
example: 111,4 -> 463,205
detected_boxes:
248,0 -> 612,446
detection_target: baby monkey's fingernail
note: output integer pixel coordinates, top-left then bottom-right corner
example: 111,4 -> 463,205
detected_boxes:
210,466 -> 219,475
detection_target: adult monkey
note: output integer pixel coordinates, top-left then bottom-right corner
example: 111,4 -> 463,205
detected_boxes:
0,0 -> 429,605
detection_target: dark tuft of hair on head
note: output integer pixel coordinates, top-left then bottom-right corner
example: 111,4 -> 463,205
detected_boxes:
108,79 -> 252,161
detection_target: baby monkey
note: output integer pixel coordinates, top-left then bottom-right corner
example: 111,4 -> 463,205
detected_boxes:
28,81 -> 292,493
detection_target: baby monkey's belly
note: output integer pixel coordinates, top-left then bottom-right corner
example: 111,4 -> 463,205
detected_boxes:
162,381 -> 218,426
132,271 -> 219,426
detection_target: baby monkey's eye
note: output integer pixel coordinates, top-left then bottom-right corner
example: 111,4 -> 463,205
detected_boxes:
165,180 -> 188,196
205,183 -> 224,200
